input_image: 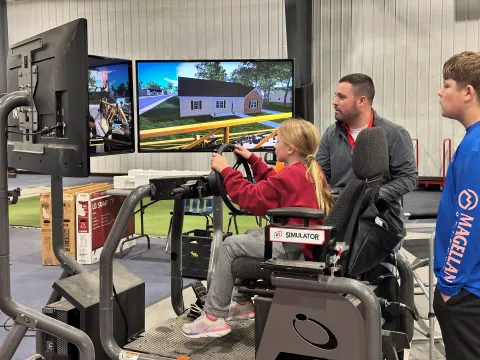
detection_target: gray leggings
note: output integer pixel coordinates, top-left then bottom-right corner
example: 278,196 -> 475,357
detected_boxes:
204,228 -> 303,318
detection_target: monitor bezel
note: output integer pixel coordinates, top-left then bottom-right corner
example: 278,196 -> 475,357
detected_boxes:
88,55 -> 136,157
135,58 -> 295,153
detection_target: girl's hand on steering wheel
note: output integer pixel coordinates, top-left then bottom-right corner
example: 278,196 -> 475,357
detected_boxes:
211,153 -> 230,173
234,145 -> 252,160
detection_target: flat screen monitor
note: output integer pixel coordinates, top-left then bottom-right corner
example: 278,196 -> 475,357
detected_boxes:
136,60 -> 294,152
88,56 -> 135,156
6,18 -> 90,178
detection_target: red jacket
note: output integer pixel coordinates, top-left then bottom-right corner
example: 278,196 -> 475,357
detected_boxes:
220,154 -> 325,260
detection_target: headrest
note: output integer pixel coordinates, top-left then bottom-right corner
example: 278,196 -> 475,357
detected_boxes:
353,127 -> 389,179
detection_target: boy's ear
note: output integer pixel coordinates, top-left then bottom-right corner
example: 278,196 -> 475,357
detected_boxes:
465,85 -> 478,103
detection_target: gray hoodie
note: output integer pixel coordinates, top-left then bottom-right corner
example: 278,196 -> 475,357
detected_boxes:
316,110 -> 418,236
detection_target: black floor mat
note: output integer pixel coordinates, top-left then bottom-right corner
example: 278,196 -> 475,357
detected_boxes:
125,313 -> 255,359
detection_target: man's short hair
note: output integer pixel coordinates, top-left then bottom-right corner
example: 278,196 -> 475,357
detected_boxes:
443,51 -> 480,100
339,73 -> 375,104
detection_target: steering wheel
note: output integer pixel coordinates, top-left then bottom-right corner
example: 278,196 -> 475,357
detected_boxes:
208,144 -> 254,215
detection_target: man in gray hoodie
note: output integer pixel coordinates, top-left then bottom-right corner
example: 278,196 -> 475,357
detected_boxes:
316,73 -> 418,237
317,73 -> 418,360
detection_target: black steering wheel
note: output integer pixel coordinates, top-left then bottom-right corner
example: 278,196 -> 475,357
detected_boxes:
208,144 -> 254,215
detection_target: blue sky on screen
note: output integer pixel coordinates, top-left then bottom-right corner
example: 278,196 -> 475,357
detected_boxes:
137,61 -> 291,89
90,63 -> 130,88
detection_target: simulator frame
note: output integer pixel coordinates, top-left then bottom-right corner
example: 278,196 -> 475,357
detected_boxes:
135,59 -> 295,153
0,19 -> 95,359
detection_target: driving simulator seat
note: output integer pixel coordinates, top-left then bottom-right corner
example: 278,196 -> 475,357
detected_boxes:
230,127 -> 415,360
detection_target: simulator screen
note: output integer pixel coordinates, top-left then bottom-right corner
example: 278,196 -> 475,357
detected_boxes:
88,57 -> 135,156
136,60 -> 294,152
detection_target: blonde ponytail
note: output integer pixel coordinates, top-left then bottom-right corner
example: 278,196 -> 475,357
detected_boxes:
306,157 -> 334,215
277,118 -> 334,216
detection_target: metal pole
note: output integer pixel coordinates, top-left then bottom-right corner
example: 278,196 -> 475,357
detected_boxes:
36,175 -> 88,357
0,92 -> 29,257
100,184 -> 166,360
285,0 -> 313,121
0,0 -> 8,95
170,198 -> 185,316
207,195 -> 223,288
51,175 -> 87,275
0,322 -> 28,359
0,92 -> 30,360
396,254 -> 415,344
0,92 -> 96,360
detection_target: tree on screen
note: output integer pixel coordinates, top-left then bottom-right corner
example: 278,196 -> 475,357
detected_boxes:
257,62 -> 280,102
275,63 -> 293,104
230,62 -> 290,103
145,81 -> 162,92
195,62 -> 227,81
230,62 -> 260,88
88,71 -> 96,91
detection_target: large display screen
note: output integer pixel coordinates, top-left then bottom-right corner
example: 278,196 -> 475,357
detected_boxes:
136,60 -> 294,152
88,56 -> 135,156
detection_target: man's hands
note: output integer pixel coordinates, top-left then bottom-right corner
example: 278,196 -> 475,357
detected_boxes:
210,145 -> 252,173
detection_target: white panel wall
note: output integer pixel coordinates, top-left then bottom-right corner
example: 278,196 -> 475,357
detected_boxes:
313,0 -> 480,178
6,0 -> 287,174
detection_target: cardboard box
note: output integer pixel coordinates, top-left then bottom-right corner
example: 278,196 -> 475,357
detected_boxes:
76,185 -> 136,264
40,183 -> 112,265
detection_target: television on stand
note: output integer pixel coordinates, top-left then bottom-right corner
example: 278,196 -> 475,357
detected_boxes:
88,55 -> 135,156
135,59 -> 294,153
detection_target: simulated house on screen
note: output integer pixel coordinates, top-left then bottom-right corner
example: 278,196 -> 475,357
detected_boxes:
178,77 -> 263,117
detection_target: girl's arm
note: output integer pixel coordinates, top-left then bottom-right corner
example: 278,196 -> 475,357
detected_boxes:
220,165 -> 286,216
247,153 -> 278,182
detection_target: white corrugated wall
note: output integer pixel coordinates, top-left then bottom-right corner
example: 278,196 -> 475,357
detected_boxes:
6,0 -> 480,177
5,0 -> 287,174
313,0 -> 480,179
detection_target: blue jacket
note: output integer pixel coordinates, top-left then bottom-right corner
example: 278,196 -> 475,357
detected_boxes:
434,121 -> 480,297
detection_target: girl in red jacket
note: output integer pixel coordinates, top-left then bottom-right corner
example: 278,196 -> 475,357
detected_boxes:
182,118 -> 333,338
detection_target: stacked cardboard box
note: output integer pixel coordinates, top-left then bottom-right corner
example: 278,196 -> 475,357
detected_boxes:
41,183 -> 109,265
76,184 -> 135,264
40,182 -> 135,265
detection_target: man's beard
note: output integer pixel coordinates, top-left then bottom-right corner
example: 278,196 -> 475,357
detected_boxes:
335,107 -> 360,124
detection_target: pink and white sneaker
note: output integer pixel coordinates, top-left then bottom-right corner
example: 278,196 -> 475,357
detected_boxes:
181,313 -> 231,338
227,301 -> 255,321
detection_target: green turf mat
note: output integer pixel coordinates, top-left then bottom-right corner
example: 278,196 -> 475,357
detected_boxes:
9,196 -> 261,236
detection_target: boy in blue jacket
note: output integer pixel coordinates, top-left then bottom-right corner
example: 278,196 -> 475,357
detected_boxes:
434,51 -> 480,360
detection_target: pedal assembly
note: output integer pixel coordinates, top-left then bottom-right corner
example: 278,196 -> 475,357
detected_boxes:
187,281 -> 208,320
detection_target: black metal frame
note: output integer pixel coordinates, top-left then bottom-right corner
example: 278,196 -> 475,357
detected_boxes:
104,189 -> 159,258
